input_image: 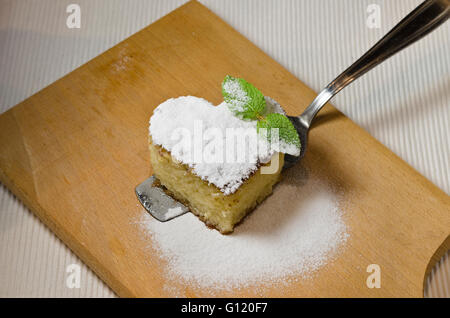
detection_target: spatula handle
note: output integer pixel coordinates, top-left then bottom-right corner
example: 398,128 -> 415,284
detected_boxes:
300,0 -> 449,128
329,0 -> 449,94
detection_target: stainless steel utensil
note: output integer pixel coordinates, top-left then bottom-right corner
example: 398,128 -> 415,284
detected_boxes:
136,0 -> 449,220
284,0 -> 449,168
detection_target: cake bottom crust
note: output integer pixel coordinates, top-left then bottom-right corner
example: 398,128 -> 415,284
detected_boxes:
149,140 -> 284,234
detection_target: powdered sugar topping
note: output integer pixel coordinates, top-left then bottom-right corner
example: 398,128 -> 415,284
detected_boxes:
137,167 -> 349,293
222,77 -> 250,112
149,96 -> 286,195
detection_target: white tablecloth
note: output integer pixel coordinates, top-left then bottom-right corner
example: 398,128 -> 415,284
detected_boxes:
0,0 -> 448,297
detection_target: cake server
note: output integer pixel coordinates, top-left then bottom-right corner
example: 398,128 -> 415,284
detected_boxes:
136,0 -> 449,221
284,0 -> 449,168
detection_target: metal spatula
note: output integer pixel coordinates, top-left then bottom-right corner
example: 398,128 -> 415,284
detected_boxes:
136,0 -> 449,222
135,175 -> 189,221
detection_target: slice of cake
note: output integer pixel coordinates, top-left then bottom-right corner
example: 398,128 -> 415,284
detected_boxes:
148,76 -> 300,233
148,139 -> 283,233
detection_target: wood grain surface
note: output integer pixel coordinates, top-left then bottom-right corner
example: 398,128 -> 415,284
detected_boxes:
0,1 -> 448,297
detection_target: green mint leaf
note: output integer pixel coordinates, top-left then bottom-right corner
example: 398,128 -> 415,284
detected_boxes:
257,113 -> 301,155
222,75 -> 266,120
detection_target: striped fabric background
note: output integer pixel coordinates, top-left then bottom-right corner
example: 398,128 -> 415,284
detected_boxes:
0,0 -> 448,297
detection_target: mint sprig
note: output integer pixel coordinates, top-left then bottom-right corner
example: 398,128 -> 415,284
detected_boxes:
221,75 -> 301,155
257,113 -> 301,149
222,75 -> 266,120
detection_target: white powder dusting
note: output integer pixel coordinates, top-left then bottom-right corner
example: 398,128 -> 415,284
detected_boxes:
111,47 -> 131,73
222,78 -> 250,113
138,165 -> 349,291
166,207 -> 184,218
149,96 -> 288,195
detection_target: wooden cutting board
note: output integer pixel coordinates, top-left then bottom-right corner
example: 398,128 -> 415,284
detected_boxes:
0,1 -> 448,297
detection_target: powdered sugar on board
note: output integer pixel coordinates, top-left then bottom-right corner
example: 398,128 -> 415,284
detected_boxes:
149,96 -> 286,195
137,164 -> 349,293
